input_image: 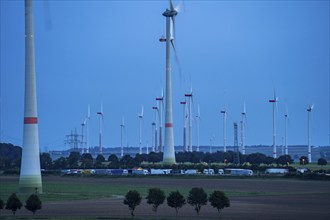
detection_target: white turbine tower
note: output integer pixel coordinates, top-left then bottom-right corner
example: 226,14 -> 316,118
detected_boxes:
19,0 -> 42,194
152,106 -> 158,152
221,108 -> 227,152
195,105 -> 201,152
307,104 -> 314,162
269,92 -> 278,158
180,100 -> 187,152
284,109 -> 289,155
156,90 -> 164,152
120,116 -> 125,157
185,89 -> 193,152
81,118 -> 86,154
138,106 -> 144,155
97,103 -> 104,155
240,103 -> 247,155
161,0 -> 180,164
85,105 -> 90,153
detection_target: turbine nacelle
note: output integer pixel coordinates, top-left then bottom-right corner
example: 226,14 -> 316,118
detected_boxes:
307,104 -> 314,112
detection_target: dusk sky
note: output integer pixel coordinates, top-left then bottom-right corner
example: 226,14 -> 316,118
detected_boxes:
1,0 -> 329,151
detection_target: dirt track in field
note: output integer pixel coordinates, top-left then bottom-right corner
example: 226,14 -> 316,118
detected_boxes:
1,176 -> 330,219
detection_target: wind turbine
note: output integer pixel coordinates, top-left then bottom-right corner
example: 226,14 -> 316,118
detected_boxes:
185,88 -> 193,152
156,90 -> 164,152
221,107 -> 227,152
241,103 -> 246,155
19,0 -> 42,193
97,103 -> 104,155
161,0 -> 180,164
307,104 -> 314,162
120,116 -> 125,157
195,105 -> 201,152
284,108 -> 289,155
269,92 -> 278,158
81,118 -> 86,154
85,105 -> 90,153
180,100 -> 187,152
138,106 -> 144,155
152,106 -> 158,152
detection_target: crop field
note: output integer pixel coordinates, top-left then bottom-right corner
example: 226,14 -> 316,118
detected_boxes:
0,175 -> 329,220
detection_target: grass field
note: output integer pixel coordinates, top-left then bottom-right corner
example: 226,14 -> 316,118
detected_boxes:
1,175 -> 329,220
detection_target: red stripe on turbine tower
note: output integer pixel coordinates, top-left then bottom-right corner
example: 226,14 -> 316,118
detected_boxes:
165,123 -> 173,127
24,117 -> 38,124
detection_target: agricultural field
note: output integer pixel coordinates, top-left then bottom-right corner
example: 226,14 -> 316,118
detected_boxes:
0,175 -> 329,219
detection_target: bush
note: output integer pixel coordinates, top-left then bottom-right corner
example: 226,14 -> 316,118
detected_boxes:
25,194 -> 42,215
5,193 -> 22,215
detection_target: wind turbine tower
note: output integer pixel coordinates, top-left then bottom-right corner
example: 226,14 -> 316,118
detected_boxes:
284,110 -> 289,155
161,0 -> 178,164
152,106 -> 158,152
195,105 -> 201,152
156,91 -> 164,152
221,108 -> 227,152
138,106 -> 144,154
97,104 -> 104,155
85,105 -> 90,153
241,104 -> 246,155
269,93 -> 278,158
185,90 -> 193,152
120,116 -> 125,157
307,104 -> 314,162
19,0 -> 42,194
180,101 -> 187,152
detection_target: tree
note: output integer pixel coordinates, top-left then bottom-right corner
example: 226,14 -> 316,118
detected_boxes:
123,190 -> 142,217
246,153 -> 266,165
25,194 -> 42,215
146,188 -> 166,213
108,154 -> 119,167
299,156 -> 309,165
95,154 -> 105,167
187,187 -> 208,215
208,190 -> 230,216
5,193 -> 22,215
53,156 -> 67,169
167,191 -> 186,216
317,158 -> 327,166
276,155 -> 293,165
40,152 -> 53,169
0,198 -> 4,210
80,153 -> 93,168
68,152 -> 81,168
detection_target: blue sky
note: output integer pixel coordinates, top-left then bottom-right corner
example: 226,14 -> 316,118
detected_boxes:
1,0 -> 329,151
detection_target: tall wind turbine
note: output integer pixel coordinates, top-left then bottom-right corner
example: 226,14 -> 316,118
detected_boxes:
185,89 -> 193,152
156,90 -> 164,152
269,92 -> 278,158
19,0 -> 42,194
195,105 -> 201,152
85,105 -> 90,153
284,109 -> 289,155
241,103 -> 246,155
97,103 -> 104,155
138,106 -> 144,155
81,119 -> 86,153
120,116 -> 125,157
180,100 -> 187,152
152,106 -> 158,152
307,104 -> 314,162
161,0 -> 179,164
221,108 -> 227,152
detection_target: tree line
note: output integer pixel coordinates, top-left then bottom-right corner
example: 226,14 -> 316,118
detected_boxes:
124,187 -> 230,217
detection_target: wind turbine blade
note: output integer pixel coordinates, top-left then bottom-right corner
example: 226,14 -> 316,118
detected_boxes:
169,0 -> 175,12
87,104 -> 90,118
170,39 -> 183,80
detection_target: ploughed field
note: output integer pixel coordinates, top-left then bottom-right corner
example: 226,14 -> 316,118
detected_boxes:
1,175 -> 329,219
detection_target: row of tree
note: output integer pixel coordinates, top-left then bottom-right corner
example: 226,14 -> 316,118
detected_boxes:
124,187 -> 230,217
0,193 -> 42,215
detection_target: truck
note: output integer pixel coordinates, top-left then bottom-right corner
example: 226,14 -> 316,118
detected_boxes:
218,169 -> 224,175
110,169 -> 128,175
132,169 -> 149,175
265,168 -> 288,175
184,169 -> 197,175
203,169 -> 215,175
226,169 -> 253,176
150,169 -> 171,175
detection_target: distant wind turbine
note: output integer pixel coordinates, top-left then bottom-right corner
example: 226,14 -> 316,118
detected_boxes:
269,92 -> 278,158
240,103 -> 247,155
284,108 -> 289,155
195,105 -> 201,152
180,100 -> 187,152
120,116 -> 125,157
97,103 -> 104,155
221,107 -> 227,152
138,106 -> 144,155
185,88 -> 193,152
156,91 -> 164,152
152,106 -> 158,152
307,104 -> 314,162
